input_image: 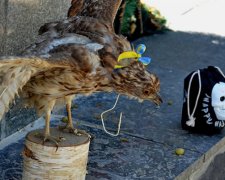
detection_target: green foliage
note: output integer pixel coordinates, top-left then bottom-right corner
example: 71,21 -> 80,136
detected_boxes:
120,0 -> 167,38
142,4 -> 167,29
121,0 -> 137,34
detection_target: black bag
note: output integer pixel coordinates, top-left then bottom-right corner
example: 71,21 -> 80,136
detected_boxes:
181,66 -> 225,135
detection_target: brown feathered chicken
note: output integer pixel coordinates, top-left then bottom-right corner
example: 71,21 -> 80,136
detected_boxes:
0,0 -> 162,145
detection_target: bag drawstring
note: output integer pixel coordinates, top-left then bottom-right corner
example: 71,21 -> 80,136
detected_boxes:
186,70 -> 202,127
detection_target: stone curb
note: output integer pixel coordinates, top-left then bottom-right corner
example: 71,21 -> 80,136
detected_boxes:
176,134 -> 225,179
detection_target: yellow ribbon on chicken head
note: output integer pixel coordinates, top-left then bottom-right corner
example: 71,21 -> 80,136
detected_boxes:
114,44 -> 152,69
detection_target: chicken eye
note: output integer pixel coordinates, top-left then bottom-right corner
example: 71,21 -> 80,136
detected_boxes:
220,96 -> 225,102
144,90 -> 149,95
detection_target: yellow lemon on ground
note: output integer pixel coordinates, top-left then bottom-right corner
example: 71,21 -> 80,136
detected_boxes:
175,148 -> 185,156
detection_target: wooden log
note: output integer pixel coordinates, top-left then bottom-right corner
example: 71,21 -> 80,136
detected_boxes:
22,128 -> 90,180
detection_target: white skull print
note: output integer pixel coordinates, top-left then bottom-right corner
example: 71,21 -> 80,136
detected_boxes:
211,82 -> 225,120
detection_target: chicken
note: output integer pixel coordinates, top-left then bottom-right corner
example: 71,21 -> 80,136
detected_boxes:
0,0 -> 162,145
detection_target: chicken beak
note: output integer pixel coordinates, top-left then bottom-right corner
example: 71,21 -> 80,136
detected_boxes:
153,93 -> 163,106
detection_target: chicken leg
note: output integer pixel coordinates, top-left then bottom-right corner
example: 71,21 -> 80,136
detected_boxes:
59,95 -> 78,134
41,99 -> 62,146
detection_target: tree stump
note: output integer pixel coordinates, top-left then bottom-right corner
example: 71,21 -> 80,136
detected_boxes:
22,128 -> 90,180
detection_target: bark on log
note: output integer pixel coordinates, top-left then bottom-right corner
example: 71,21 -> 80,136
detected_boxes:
22,128 -> 90,180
